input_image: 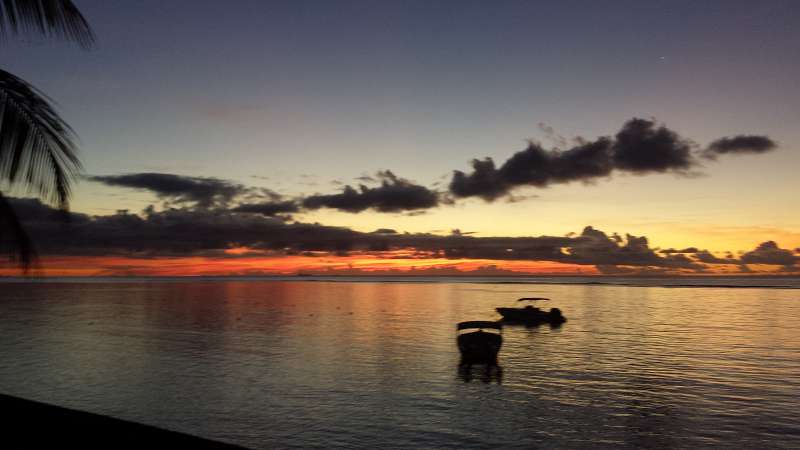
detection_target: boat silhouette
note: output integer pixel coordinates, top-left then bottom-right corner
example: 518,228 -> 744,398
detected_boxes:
496,297 -> 566,325
456,321 -> 502,367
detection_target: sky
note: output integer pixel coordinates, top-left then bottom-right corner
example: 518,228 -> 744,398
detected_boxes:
1,0 -> 799,276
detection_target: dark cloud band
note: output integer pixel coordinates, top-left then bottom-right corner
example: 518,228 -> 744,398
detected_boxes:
6,197 -> 796,273
232,201 -> 299,217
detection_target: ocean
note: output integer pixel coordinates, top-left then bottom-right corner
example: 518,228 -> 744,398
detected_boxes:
1,277 -> 799,448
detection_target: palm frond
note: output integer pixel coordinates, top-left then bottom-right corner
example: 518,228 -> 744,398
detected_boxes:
0,191 -> 36,271
0,0 -> 94,48
0,69 -> 82,208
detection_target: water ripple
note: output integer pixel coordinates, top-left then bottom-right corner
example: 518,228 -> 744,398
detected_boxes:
1,280 -> 799,449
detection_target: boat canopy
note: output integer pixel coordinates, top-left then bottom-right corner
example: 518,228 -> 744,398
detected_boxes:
517,297 -> 550,301
457,321 -> 502,331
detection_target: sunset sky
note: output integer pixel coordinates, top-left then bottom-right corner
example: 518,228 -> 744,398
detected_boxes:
2,0 -> 799,276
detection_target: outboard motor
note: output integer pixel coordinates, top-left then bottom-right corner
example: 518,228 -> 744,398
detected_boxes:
549,307 -> 566,324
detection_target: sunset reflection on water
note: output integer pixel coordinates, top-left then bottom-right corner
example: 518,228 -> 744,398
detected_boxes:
1,280 -> 799,448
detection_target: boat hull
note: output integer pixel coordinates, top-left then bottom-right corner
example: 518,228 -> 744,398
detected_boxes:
496,307 -> 566,325
457,331 -> 502,366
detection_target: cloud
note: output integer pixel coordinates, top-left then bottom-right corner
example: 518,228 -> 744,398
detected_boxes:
449,118 -> 776,201
449,158 -> 506,201
595,265 -> 673,276
450,229 -> 476,236
704,135 -> 777,159
86,117 -> 777,214
561,226 -> 702,270
537,122 -> 568,148
660,247 -> 699,254
659,247 -> 741,265
370,228 -> 398,234
610,118 -> 694,173
232,201 -> 299,217
302,170 -> 439,213
450,138 -> 614,201
89,173 -> 246,208
13,196 -> 781,275
8,198 -> 286,256
692,250 -> 738,264
740,241 -> 798,268
7,196 -> 798,275
89,170 -> 440,215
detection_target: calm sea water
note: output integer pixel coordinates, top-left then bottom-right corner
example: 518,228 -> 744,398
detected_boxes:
1,277 -> 799,449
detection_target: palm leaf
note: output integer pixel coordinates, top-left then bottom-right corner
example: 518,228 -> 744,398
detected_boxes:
0,0 -> 94,48
0,191 -> 36,270
0,0 -> 91,271
0,69 -> 82,208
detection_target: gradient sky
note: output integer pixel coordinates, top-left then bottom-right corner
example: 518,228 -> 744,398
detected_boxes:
2,0 -> 799,275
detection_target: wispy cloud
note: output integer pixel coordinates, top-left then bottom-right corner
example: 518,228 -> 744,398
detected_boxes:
88,173 -> 246,208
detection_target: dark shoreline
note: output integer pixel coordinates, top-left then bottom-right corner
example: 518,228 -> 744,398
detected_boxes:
1,393 -> 248,449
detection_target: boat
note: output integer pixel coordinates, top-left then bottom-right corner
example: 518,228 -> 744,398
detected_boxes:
496,297 -> 566,325
456,321 -> 502,366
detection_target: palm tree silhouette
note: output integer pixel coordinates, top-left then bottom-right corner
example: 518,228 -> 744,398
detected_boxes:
1,1 -> 94,270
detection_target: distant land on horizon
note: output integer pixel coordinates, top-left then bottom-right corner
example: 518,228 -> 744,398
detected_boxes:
3,273 -> 799,281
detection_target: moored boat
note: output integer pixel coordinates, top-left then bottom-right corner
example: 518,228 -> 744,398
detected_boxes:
496,298 -> 566,325
456,321 -> 502,366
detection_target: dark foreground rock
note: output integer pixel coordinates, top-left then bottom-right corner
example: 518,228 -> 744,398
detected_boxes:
1,393 -> 249,449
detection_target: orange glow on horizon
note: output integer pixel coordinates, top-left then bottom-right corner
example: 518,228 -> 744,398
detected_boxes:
0,253 -> 598,277
0,251 -> 795,277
